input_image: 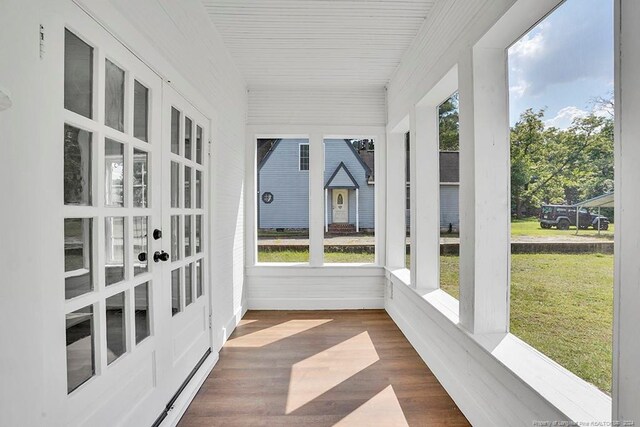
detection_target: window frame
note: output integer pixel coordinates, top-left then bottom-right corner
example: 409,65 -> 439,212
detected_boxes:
299,142 -> 310,171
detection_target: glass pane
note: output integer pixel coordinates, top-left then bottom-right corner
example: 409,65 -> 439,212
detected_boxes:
171,107 -> 180,155
196,170 -> 202,209
195,215 -> 202,253
106,292 -> 126,365
185,117 -> 193,160
185,215 -> 192,257
171,215 -> 180,261
66,305 -> 94,393
196,126 -> 203,164
185,166 -> 192,208
133,80 -> 149,142
64,29 -> 93,118
257,138 -> 310,262
65,218 -> 93,299
185,263 -> 193,306
133,149 -> 149,208
323,138 -> 375,264
135,282 -> 150,344
299,144 -> 309,170
64,125 -> 92,205
171,162 -> 180,208
133,216 -> 148,276
105,217 -> 125,286
196,259 -> 203,298
105,139 -> 124,207
105,59 -> 125,132
171,268 -> 181,316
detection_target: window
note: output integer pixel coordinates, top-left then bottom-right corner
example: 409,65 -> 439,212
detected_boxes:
405,132 -> 411,269
507,0 -> 614,393
257,138 -> 310,262
66,305 -> 95,393
133,80 -> 149,141
323,138 -> 375,264
299,143 -> 309,171
64,29 -> 93,119
438,92 -> 460,300
105,59 -> 125,132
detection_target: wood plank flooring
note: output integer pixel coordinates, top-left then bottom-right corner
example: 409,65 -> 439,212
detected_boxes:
178,310 -> 469,426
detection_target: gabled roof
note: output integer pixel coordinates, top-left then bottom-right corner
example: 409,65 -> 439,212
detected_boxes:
344,139 -> 374,182
325,162 -> 359,190
257,139 -> 282,172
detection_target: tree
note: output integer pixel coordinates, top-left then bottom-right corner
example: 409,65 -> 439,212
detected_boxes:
439,92 -> 459,150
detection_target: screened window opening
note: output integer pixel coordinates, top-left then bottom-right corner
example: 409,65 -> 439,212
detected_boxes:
257,138 -> 310,262
323,138 -> 375,264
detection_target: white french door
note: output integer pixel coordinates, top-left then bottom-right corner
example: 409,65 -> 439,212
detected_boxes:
61,5 -> 211,425
157,84 -> 211,399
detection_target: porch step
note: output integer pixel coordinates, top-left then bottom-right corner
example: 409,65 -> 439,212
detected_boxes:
327,223 -> 356,234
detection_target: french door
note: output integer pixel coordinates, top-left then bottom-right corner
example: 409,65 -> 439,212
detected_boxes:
61,5 -> 211,425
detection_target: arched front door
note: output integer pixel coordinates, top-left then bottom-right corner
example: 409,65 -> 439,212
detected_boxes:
332,189 -> 349,223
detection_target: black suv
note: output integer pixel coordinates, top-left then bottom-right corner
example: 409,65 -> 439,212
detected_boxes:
540,205 -> 609,230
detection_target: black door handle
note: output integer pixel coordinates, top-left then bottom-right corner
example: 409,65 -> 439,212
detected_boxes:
138,252 -> 147,262
153,229 -> 163,240
153,251 -> 170,263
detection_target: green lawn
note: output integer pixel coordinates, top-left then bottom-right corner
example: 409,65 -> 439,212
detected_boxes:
440,253 -> 613,393
258,249 -> 613,393
511,217 -> 614,239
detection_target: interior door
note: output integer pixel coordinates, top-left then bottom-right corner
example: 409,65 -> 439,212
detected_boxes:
159,84 -> 211,396
333,189 -> 349,223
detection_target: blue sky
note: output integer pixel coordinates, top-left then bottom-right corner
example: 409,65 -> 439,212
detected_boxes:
508,0 -> 613,128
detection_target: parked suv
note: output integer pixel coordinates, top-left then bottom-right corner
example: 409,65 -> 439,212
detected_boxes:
539,205 -> 609,230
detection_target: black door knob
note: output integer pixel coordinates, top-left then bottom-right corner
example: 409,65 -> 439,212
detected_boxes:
153,251 -> 170,263
153,229 -> 162,240
138,252 -> 147,262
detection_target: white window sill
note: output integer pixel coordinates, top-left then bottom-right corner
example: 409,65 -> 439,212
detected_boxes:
387,268 -> 611,422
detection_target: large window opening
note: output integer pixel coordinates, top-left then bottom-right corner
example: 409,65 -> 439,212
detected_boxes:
323,138 -> 375,264
438,93 -> 460,299
257,138 -> 310,262
507,0 -> 614,393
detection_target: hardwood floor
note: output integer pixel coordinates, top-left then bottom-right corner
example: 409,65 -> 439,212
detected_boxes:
178,310 -> 469,426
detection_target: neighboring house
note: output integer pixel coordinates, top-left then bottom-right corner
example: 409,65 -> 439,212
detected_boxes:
258,139 -> 460,232
258,138 -> 375,232
405,151 -> 460,232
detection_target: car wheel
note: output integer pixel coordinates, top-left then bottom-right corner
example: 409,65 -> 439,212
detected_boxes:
557,219 -> 570,230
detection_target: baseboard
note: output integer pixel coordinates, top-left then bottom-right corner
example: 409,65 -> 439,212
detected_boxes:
248,297 -> 385,310
159,351 -> 219,427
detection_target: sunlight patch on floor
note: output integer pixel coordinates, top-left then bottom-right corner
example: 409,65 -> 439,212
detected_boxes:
334,385 -> 409,427
225,319 -> 332,348
285,331 -> 379,414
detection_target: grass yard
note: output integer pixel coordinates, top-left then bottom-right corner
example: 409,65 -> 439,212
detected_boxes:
440,253 -> 613,393
258,249 -> 613,393
257,249 -> 375,263
511,217 -> 615,239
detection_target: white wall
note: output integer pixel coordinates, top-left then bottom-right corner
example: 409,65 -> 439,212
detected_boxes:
0,0 -> 247,425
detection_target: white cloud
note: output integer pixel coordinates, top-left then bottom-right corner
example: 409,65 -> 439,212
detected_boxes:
509,29 -> 546,61
544,106 -> 588,129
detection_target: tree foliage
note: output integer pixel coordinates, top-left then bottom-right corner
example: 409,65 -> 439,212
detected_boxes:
510,107 -> 614,217
439,92 -> 459,151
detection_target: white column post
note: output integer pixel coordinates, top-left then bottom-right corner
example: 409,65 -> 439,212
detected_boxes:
414,103 -> 440,291
386,131 -> 406,270
356,188 -> 360,232
309,132 -> 324,266
613,0 -> 640,420
457,43 -> 510,335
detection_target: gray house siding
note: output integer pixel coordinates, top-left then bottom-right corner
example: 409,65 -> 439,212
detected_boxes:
258,138 -> 375,229
258,139 -> 310,228
440,185 -> 459,230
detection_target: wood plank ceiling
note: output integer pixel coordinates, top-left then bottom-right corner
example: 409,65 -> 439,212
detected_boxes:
201,0 -> 436,88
